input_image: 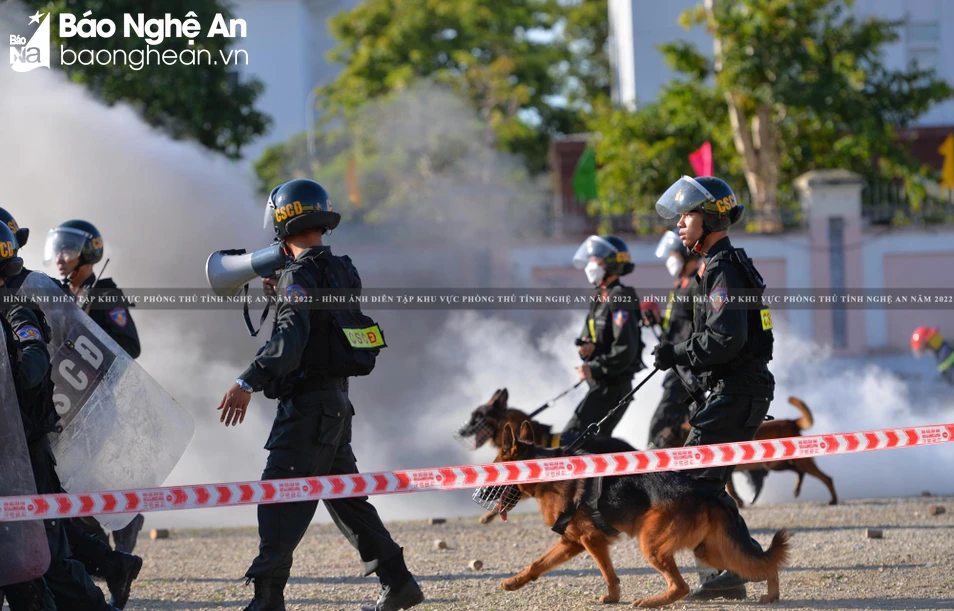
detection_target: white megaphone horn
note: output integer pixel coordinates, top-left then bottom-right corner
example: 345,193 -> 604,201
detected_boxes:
205,242 -> 286,297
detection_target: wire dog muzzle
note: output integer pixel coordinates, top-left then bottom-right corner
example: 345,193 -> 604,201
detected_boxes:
453,414 -> 496,451
472,484 -> 522,522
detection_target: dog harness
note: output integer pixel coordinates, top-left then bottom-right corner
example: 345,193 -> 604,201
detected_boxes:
551,473 -> 620,538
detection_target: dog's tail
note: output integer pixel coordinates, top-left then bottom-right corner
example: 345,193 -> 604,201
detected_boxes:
788,396 -> 813,431
716,522 -> 792,583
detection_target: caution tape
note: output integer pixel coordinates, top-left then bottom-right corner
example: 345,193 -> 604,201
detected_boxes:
1,423 -> 952,523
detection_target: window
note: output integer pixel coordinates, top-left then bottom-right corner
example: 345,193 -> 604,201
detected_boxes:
906,21 -> 940,44
908,47 -> 938,71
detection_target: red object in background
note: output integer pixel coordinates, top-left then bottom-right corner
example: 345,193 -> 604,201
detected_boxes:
689,141 -> 713,176
911,326 -> 939,354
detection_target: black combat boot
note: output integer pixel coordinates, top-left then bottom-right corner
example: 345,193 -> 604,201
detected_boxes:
242,577 -> 287,611
686,570 -> 748,601
361,551 -> 424,611
3,579 -> 56,611
105,550 -> 143,609
112,514 -> 145,554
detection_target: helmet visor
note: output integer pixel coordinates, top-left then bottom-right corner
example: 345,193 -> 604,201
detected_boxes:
572,235 -> 619,269
654,230 -> 682,259
655,176 -> 715,220
43,227 -> 88,266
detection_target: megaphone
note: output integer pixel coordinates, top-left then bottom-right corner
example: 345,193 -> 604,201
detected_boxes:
205,242 -> 286,297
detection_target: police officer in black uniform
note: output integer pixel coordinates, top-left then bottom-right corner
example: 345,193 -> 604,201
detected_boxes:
217,179 -> 424,611
44,220 -> 145,558
651,176 -> 776,601
562,235 -> 644,445
1,209 -> 142,609
646,230 -> 703,449
0,222 -> 124,611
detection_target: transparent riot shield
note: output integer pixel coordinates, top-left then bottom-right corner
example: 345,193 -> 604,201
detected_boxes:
18,272 -> 195,530
0,323 -> 51,587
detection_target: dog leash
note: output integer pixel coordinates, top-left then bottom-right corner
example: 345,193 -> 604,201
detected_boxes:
527,380 -> 585,419
564,367 -> 660,454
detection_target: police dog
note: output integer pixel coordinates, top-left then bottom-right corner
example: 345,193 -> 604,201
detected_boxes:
457,388 -> 636,524
493,421 -> 791,607
669,397 -> 837,507
726,397 -> 838,507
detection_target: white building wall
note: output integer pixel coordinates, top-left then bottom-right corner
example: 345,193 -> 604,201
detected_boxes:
228,0 -> 360,164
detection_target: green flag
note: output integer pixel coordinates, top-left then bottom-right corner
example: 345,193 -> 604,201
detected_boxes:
572,148 -> 599,201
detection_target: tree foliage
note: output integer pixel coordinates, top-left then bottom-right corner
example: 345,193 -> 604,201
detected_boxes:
589,0 -> 953,230
15,0 -> 270,159
321,0 -> 608,174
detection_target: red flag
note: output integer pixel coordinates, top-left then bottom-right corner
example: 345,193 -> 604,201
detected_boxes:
688,141 -> 713,176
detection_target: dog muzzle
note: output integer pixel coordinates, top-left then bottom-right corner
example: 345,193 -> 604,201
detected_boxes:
472,484 -> 521,522
453,415 -> 496,451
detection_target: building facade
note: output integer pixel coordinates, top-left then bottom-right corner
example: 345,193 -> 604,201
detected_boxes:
229,0 -> 360,164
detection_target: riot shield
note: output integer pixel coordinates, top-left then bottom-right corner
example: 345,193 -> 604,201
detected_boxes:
18,272 -> 195,530
0,324 -> 51,587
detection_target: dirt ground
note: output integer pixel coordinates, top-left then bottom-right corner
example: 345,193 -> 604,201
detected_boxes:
52,495 -> 954,610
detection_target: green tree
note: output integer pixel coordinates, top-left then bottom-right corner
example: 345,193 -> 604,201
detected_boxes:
15,0 -> 270,159
590,0 -> 953,231
665,0 -> 953,229
321,0 -> 607,174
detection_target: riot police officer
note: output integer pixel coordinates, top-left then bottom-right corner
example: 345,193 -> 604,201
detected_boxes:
652,176 -> 775,601
646,230 -> 702,449
217,179 -> 424,611
1,209 -> 142,609
563,235 -> 644,444
43,220 -> 145,556
0,222 -> 123,611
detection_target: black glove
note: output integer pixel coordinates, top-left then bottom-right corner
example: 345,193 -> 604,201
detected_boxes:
652,342 -> 677,371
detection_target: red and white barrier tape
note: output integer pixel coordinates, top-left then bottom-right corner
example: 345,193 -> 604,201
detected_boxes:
1,423 -> 951,523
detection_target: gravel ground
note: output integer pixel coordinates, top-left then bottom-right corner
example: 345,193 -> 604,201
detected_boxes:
35,496 -> 954,610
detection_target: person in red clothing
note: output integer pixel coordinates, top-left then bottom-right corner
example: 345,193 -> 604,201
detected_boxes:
911,327 -> 954,386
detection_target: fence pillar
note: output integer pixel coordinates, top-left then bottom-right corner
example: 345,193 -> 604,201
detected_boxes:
793,170 -> 866,355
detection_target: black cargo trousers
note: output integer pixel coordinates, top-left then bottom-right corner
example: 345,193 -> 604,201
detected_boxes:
246,377 -> 405,583
682,388 -> 772,556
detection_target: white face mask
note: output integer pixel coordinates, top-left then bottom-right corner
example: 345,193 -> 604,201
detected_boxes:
666,255 -> 683,278
584,261 -> 605,286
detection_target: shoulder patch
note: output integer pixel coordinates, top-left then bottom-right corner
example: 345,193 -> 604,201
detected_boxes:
109,307 -> 128,328
613,310 -> 629,328
16,325 -> 42,341
709,287 -> 728,312
284,284 -> 308,304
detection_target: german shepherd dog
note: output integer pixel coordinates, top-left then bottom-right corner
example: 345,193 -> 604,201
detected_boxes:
492,421 -> 791,607
672,397 -> 838,507
456,388 -> 636,524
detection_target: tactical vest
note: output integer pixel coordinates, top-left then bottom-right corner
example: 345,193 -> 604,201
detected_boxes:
705,247 -> 774,374
264,253 -> 384,399
585,284 -> 644,376
663,277 -> 695,344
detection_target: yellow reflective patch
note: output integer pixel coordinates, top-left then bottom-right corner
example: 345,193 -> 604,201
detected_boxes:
550,434 -> 561,448
760,308 -> 773,331
588,318 -> 596,342
343,325 -> 385,349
